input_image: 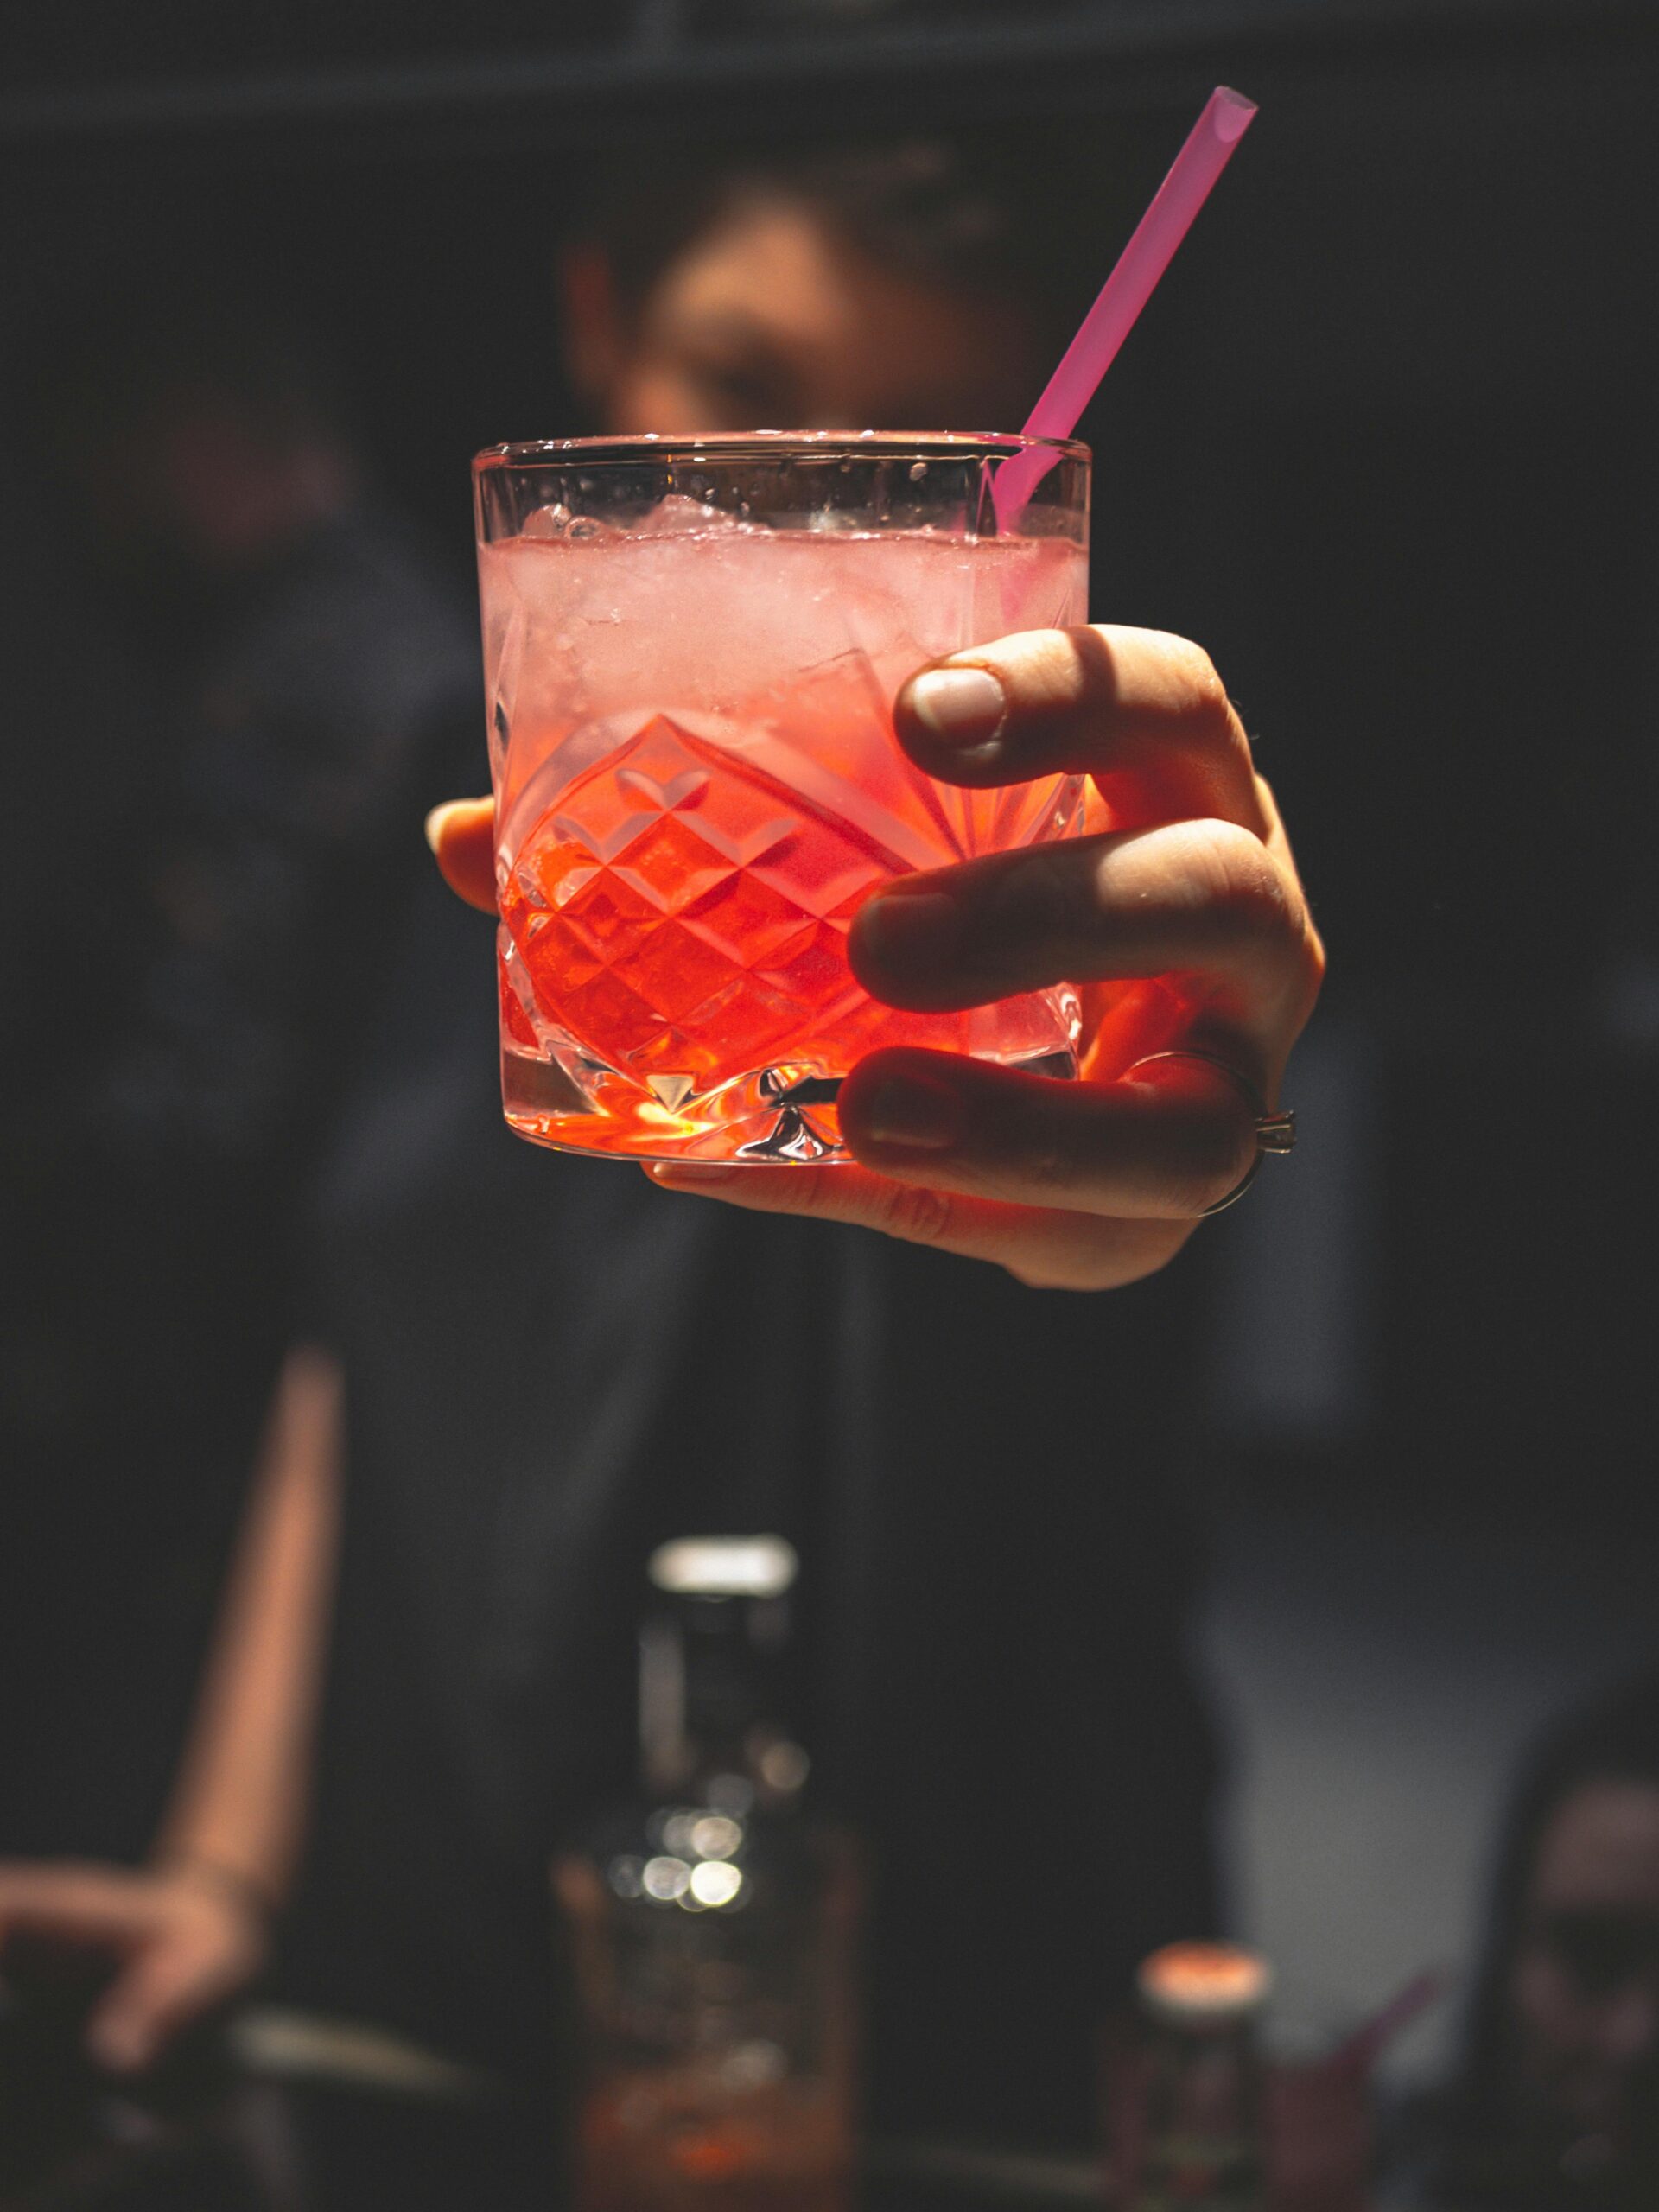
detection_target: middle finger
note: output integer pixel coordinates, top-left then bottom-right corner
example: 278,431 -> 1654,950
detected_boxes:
850,815 -> 1308,1029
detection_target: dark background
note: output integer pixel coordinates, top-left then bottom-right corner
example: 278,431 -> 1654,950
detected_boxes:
2,0 -> 1656,2066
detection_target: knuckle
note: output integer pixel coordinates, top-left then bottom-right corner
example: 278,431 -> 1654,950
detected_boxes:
1180,821 -> 1296,944
1018,1129 -> 1080,1197
871,1176 -> 958,1249
784,1166 -> 840,1217
1026,625 -> 1099,706
1282,912 -> 1327,1034
1164,636 -> 1236,740
965,627 -> 1077,726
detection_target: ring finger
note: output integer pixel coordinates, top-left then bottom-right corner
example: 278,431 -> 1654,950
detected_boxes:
831,1045 -> 1262,1219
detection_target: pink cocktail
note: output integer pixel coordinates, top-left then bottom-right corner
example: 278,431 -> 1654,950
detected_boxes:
474,434 -> 1089,1163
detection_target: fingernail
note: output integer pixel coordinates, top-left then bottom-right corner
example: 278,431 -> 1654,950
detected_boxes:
860,1072 -> 963,1152
649,1163 -> 736,1185
907,664 -> 1007,749
857,890 -> 962,974
423,802 -> 456,852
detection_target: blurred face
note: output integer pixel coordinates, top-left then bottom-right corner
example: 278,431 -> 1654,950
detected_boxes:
80,395 -> 353,588
566,191 -> 1048,437
1509,1780 -> 1659,2143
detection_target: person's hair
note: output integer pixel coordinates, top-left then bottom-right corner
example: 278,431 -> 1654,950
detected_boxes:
571,134 -> 1122,353
1452,1668 -> 1659,2126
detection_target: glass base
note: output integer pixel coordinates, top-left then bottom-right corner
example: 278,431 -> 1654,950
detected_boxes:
502,1038 -> 1078,1164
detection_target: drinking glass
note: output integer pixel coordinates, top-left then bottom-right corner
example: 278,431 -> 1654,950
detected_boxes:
474,432 -> 1089,1164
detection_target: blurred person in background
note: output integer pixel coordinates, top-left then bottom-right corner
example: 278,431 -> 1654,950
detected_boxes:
0,139 -> 1319,2208
1390,1670 -> 1659,2208
0,286 -> 474,1855
37,282 -> 475,1175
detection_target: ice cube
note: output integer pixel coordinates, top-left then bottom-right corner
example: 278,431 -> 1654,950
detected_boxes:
522,504 -> 616,541
636,493 -> 741,534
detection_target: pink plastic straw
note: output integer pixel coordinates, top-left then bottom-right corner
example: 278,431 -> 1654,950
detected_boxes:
1331,1970 -> 1446,2075
994,86 -> 1257,523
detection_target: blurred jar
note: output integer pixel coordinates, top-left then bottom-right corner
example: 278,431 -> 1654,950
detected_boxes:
1110,1942 -> 1270,2212
1108,1947 -> 1384,2212
552,1537 -> 861,2212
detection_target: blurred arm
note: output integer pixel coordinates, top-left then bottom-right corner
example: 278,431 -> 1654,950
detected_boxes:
0,1345 -> 343,2071
153,1343 -> 343,1906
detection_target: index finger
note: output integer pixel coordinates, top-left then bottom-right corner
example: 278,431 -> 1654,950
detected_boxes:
894,625 -> 1268,836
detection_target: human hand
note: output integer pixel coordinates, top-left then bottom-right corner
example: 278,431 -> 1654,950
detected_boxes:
429,624 -> 1322,1290
0,1858 -> 268,2074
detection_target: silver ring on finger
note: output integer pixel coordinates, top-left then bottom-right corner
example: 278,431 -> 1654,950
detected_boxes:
1122,1047 -> 1296,1216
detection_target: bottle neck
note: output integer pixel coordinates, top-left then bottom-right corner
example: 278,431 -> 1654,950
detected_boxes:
1152,2013 -> 1261,2061
639,1589 -> 799,1799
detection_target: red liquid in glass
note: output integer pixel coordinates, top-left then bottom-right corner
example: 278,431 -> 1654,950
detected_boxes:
486,526 -> 1085,1160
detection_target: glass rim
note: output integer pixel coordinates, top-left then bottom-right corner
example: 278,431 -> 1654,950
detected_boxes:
473,429 -> 1090,473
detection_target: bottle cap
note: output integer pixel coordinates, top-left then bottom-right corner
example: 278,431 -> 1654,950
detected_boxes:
1137,1942 -> 1272,2029
648,1536 -> 798,1599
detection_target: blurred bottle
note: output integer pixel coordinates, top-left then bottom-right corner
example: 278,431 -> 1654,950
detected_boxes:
1121,1942 -> 1270,2212
552,1536 -> 860,2212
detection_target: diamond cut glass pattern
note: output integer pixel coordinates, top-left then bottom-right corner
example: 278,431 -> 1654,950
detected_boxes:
507,716 -> 893,1072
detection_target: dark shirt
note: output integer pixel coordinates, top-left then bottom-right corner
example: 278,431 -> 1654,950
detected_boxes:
288,857 -> 1223,2158
0,504 -> 476,1857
